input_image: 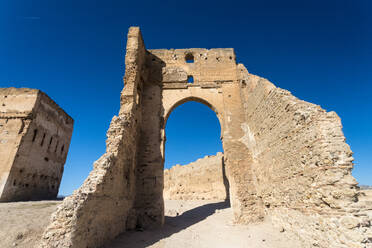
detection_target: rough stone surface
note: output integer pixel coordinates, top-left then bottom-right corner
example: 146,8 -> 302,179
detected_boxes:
0,88 -> 73,202
164,152 -> 228,201
39,27 -> 371,248
238,70 -> 371,247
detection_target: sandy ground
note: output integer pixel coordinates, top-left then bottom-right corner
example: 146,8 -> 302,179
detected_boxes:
0,200 -> 60,248
105,200 -> 302,248
1,189 -> 371,248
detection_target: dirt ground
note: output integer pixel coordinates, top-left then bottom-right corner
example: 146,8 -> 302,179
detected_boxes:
105,200 -> 302,248
0,200 -> 60,248
1,190 -> 371,248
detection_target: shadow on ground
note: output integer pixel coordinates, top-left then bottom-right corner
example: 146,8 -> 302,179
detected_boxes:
105,201 -> 230,248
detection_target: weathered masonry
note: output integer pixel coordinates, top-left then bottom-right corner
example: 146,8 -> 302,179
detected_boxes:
40,27 -> 371,248
0,88 -> 73,202
164,152 -> 229,201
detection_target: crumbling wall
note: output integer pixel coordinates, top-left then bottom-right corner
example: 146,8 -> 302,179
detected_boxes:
39,27 -> 146,248
131,50 -> 165,229
38,26 -> 370,248
154,47 -> 263,224
164,152 -> 228,201
0,88 -> 73,202
238,64 -> 371,247
0,89 -> 38,198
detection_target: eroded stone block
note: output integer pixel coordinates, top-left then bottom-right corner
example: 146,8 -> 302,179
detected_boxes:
0,88 -> 73,202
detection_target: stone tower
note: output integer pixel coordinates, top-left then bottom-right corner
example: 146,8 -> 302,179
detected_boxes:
0,88 -> 73,202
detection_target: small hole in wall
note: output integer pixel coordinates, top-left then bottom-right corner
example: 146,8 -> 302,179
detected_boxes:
40,133 -> 46,146
13,180 -> 16,186
185,53 -> 194,63
187,76 -> 194,83
2,104 -> 5,107
32,129 -> 38,142
4,95 -> 7,98
44,157 -> 49,162
48,137 -> 53,150
229,56 -> 233,60
55,141 -> 59,153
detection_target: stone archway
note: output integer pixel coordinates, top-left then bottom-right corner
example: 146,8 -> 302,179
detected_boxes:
162,96 -> 224,164
40,27 -> 368,248
131,44 -> 262,229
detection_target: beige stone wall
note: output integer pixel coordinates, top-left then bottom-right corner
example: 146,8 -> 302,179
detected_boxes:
0,118 -> 27,195
0,88 -> 73,202
0,89 -> 38,195
164,152 -> 228,201
149,48 -> 237,84
39,27 -> 370,248
237,66 -> 371,247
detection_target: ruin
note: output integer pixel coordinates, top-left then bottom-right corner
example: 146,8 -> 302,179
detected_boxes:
0,88 -> 73,202
164,152 -> 228,201
39,27 -> 371,248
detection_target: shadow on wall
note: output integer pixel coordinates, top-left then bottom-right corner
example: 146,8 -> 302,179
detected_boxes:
222,157 -> 230,201
105,201 -> 230,248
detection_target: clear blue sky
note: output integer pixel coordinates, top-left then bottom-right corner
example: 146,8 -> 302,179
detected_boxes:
0,0 -> 371,195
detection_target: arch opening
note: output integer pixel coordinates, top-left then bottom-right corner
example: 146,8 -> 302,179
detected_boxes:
163,100 -> 230,205
185,52 -> 194,63
187,75 -> 194,83
163,96 -> 222,129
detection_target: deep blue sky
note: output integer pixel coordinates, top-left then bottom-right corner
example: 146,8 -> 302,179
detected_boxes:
0,0 -> 371,195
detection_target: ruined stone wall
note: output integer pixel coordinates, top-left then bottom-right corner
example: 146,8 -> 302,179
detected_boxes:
39,27 -> 146,248
151,47 -> 262,224
132,49 -> 165,229
237,66 -> 371,247
0,88 -> 73,202
164,152 -> 228,201
39,27 -> 370,248
0,88 -> 38,196
149,48 -> 237,85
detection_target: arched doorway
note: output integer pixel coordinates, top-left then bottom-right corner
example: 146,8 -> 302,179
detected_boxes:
163,100 -> 229,203
162,97 -> 224,160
